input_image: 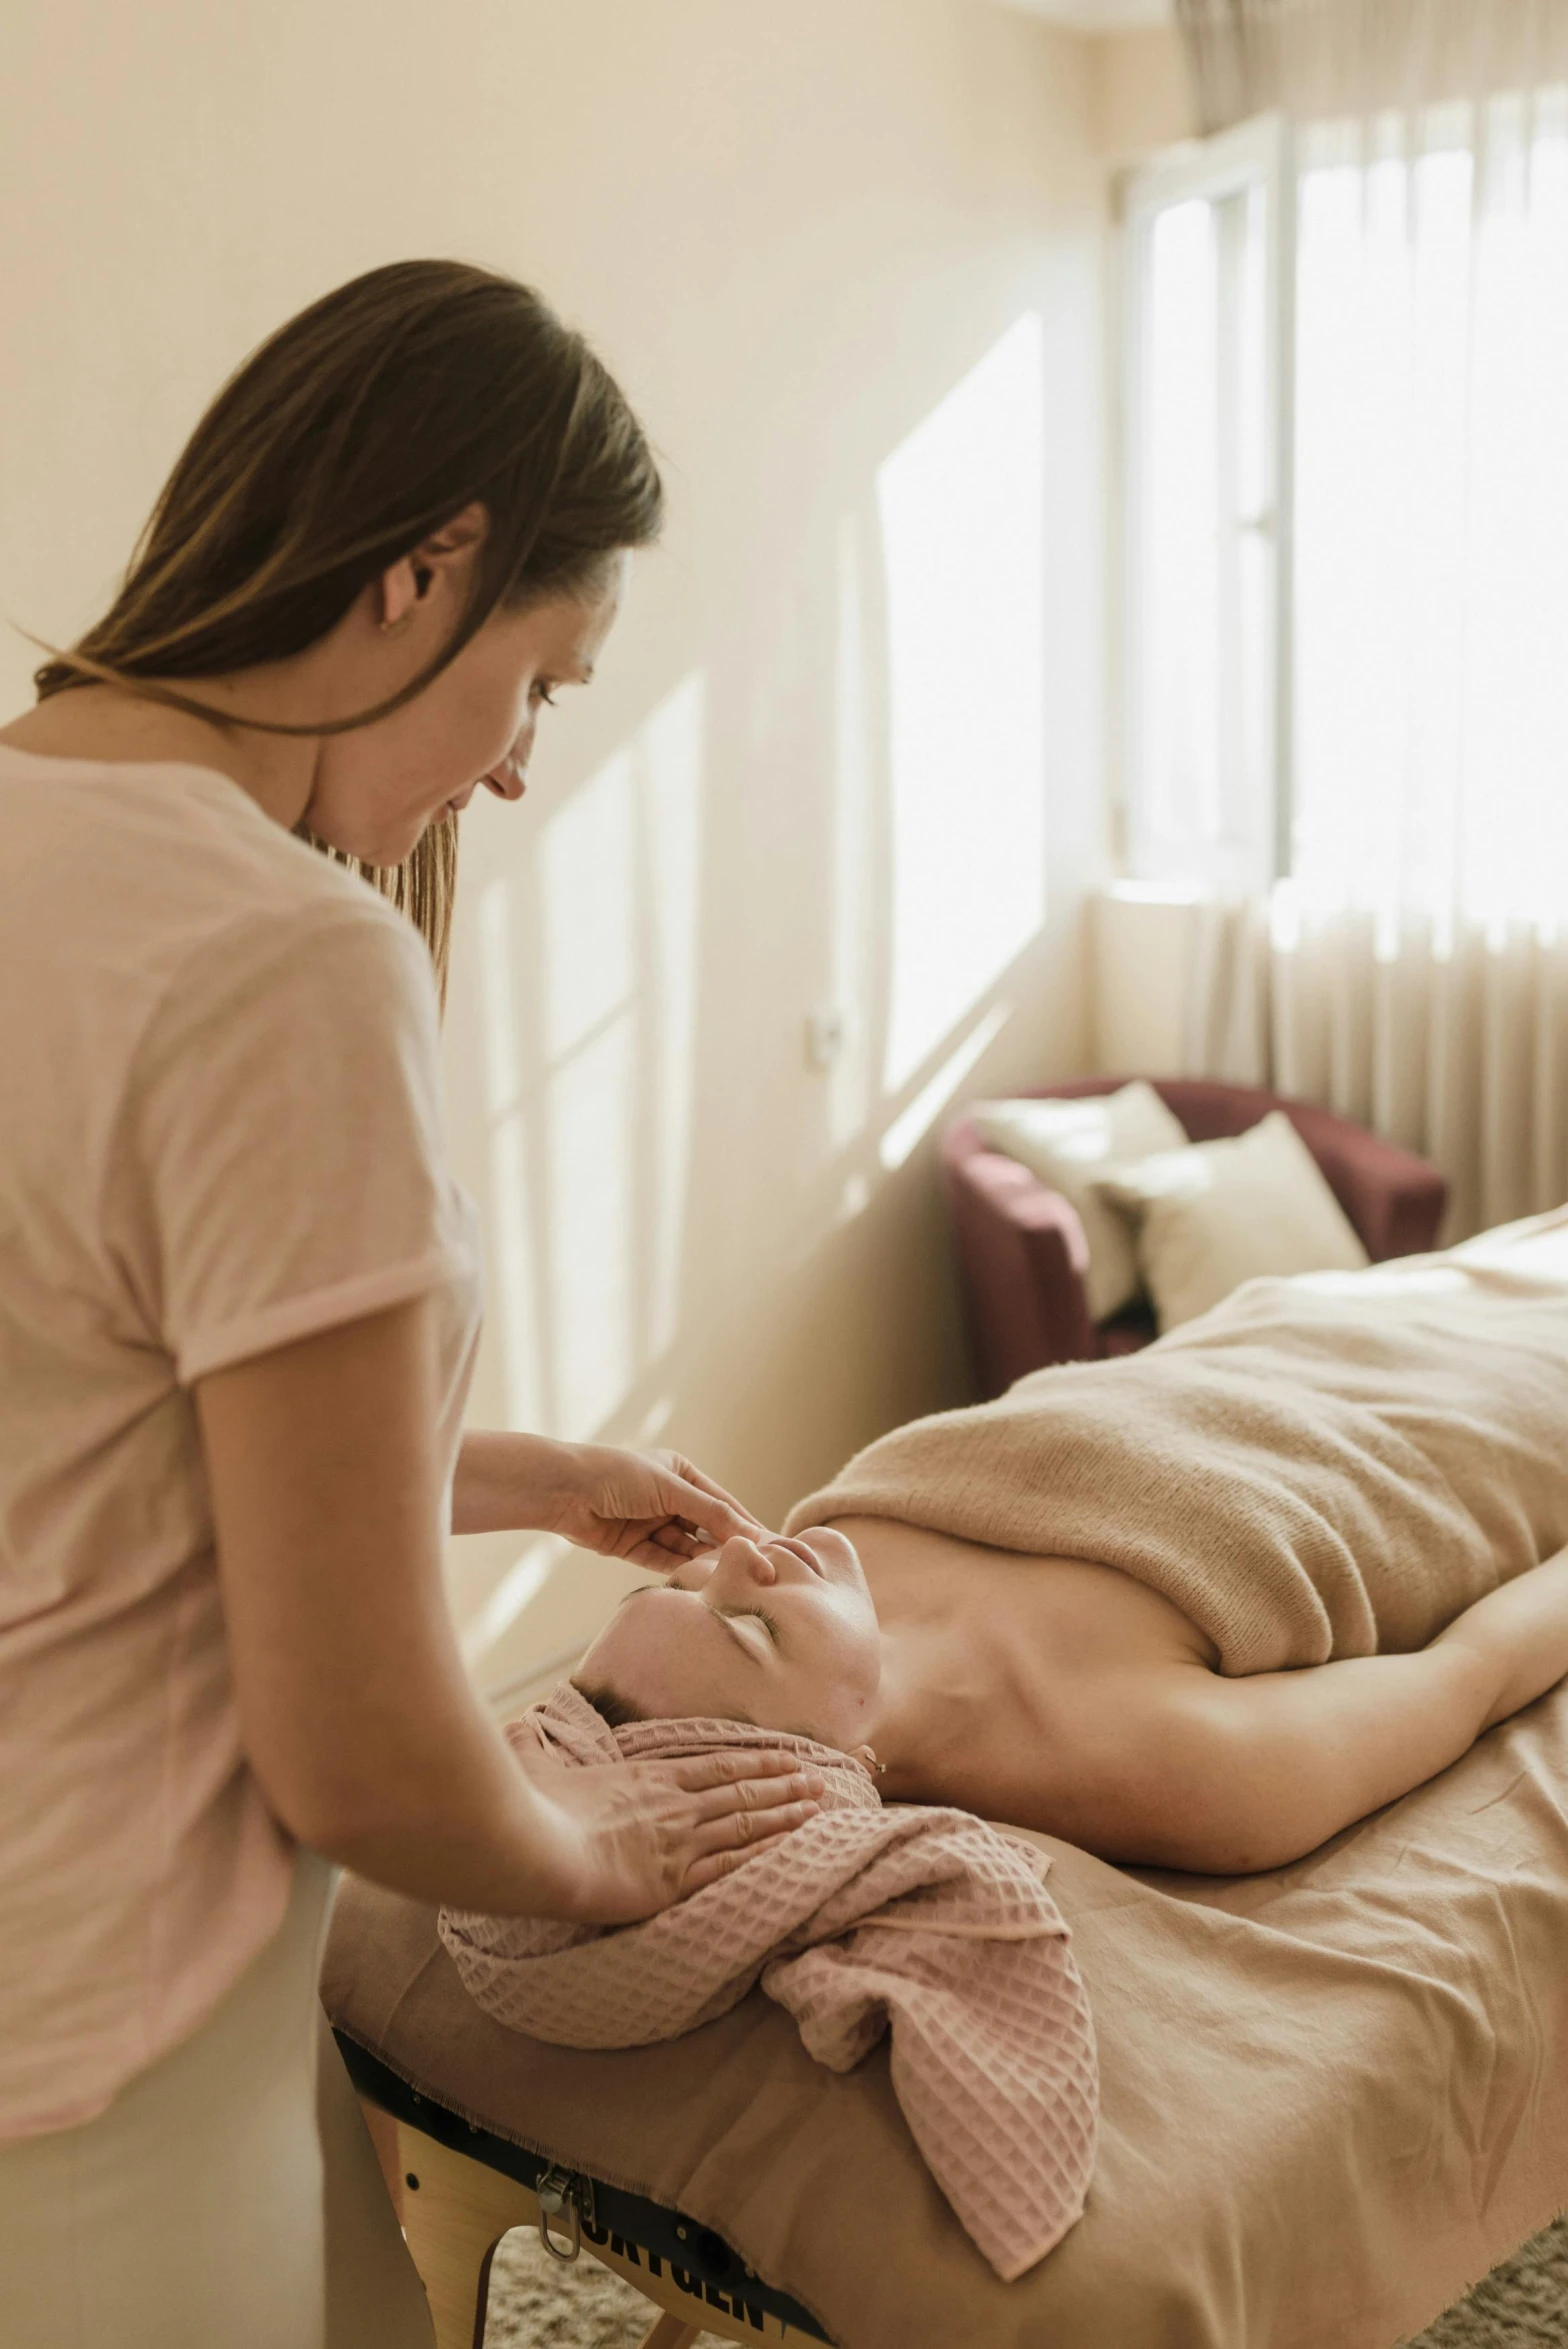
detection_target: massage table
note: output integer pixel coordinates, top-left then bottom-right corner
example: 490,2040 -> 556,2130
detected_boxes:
323,1678 -> 1568,2349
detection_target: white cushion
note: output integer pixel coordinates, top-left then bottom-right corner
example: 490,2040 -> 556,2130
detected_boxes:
1093,1110 -> 1371,1334
969,1081 -> 1189,1323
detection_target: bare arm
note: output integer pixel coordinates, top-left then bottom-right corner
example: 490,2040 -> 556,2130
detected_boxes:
196,1298 -> 819,1921
451,1429 -> 763,1560
1069,1548 -> 1568,1875
1430,1546 -> 1568,1728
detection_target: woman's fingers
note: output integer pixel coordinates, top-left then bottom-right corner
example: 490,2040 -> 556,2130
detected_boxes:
682,1767 -> 825,1827
658,1749 -> 823,1805
656,1524 -> 705,1554
666,1748 -> 805,1785
620,1751 -> 824,1824
689,1795 -> 822,1855
626,1525 -> 704,1569
619,1752 -> 826,1895
524,1752 -> 823,1923
651,1452 -> 767,1547
680,1812 -> 821,1893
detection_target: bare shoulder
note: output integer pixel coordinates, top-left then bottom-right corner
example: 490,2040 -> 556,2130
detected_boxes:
829,1514 -> 1219,1669
830,1505 -> 1536,1870
0,687 -> 220,767
826,1513 -> 1227,1848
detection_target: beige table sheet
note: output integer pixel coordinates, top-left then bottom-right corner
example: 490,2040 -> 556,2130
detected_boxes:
323,1686 -> 1568,2349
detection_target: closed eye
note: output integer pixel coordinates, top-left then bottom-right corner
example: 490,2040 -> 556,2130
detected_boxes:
614,1584 -> 780,1658
715,1603 -> 781,1644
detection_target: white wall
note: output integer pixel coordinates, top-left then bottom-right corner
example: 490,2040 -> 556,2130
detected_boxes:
1,1 -> 1190,1699
1092,884 -> 1205,1072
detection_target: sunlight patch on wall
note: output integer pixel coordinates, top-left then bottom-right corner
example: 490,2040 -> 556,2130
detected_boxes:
460,1534 -> 567,1668
830,515 -> 877,1149
642,676 -> 704,1358
877,313 -> 1048,1094
476,673 -> 707,1451
542,751 -> 638,1060
879,1001 -> 1012,1170
542,753 -> 639,1435
546,1013 -> 637,1435
838,1171 -> 873,1223
477,880 -> 541,1432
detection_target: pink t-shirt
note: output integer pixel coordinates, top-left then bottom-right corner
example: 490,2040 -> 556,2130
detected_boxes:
0,746 -> 481,2140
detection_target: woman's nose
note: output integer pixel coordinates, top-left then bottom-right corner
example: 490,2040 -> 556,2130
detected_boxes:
486,750 -> 528,802
718,1533 -> 777,1585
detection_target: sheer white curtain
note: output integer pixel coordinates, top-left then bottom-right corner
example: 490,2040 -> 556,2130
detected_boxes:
1175,0 -> 1568,136
1185,88 -> 1568,1238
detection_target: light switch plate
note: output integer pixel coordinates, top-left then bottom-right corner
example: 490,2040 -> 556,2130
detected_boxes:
805,1006 -> 847,1071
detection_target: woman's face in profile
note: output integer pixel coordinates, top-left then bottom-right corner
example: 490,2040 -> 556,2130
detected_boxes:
305,556 -> 626,867
576,1528 -> 883,1752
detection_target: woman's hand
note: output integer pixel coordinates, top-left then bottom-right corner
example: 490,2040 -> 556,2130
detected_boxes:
514,1736 -> 825,1922
539,1443 -> 767,1567
454,1430 -> 766,1566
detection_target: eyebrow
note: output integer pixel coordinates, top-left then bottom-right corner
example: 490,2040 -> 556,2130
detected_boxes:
616,1585 -> 766,1665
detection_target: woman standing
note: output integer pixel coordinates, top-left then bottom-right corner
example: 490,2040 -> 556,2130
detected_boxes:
0,261 -> 820,2346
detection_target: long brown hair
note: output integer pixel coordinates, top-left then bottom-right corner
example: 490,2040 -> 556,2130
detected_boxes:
34,260 -> 664,990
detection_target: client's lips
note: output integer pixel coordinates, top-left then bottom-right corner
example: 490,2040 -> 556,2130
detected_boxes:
768,1533 -> 825,1579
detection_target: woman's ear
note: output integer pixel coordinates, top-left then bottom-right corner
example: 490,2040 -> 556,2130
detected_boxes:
374,502 -> 491,632
417,500 -> 490,574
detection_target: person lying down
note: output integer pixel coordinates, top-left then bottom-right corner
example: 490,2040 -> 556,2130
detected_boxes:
571,1207 -> 1568,1877
438,1210 -> 1568,2279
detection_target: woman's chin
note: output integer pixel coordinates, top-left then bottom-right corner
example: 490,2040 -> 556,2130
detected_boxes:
309,814 -> 427,869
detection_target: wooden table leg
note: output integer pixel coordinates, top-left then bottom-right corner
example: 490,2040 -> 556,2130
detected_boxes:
395,2120 -> 540,2349
637,2317 -> 703,2349
358,2096 -> 405,2222
380,2111 -> 800,2348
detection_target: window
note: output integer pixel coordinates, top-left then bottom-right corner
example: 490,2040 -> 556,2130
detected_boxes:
1120,93 -> 1568,924
1120,117 -> 1290,896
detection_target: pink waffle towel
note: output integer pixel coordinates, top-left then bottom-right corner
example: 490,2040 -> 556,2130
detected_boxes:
437,1685 -> 1099,2280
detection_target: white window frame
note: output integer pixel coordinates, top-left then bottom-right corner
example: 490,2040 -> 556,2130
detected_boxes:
1114,113 -> 1297,888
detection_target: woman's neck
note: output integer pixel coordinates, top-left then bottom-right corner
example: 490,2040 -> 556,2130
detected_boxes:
0,678 -> 321,833
864,1616 -> 990,1802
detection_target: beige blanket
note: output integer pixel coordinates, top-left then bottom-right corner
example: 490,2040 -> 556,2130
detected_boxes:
324,1688 -> 1568,2348
436,1686 -> 1098,2281
787,1209 -> 1568,1673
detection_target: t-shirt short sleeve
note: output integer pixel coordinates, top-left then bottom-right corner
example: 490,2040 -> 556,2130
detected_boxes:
120,899 -> 473,1385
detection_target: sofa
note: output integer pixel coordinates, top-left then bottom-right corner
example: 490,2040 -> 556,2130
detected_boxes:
941,1077 -> 1449,1401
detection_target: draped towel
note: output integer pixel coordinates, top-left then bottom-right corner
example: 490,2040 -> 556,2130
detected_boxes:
787,1211 -> 1568,1676
438,1686 -> 1099,2282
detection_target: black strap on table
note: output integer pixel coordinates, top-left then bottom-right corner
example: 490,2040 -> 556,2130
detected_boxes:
334,2029 -> 833,2343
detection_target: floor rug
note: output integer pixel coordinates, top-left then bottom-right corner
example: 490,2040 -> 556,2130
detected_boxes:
482,2211 -> 1568,2346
